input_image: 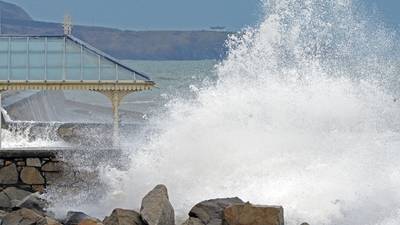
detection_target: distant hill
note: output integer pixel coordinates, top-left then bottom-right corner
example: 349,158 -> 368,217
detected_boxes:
0,1 -> 31,21
0,1 -> 231,60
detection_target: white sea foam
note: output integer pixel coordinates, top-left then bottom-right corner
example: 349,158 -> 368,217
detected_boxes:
58,0 -> 400,224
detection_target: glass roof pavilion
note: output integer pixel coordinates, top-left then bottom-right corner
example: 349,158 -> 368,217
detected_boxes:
0,35 -> 152,82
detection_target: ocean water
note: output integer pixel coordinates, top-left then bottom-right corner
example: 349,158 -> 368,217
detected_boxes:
68,0 -> 400,224
64,60 -> 218,115
36,0 -> 400,224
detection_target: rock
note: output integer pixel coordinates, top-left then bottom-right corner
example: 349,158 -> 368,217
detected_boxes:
223,202 -> 284,225
0,187 -> 32,209
1,208 -> 42,225
0,208 -> 59,225
32,184 -> 45,193
0,209 -> 7,217
15,192 -> 47,215
78,218 -> 103,225
26,158 -> 42,167
64,211 -> 92,225
43,172 -> 62,185
40,217 -> 63,225
41,161 -> 64,172
103,208 -> 144,225
181,217 -> 204,225
140,184 -> 175,225
17,161 -> 26,166
300,223 -> 309,225
0,192 -> 11,208
3,187 -> 32,201
20,167 -> 45,184
0,164 -> 19,184
189,197 -> 244,225
0,210 -> 7,224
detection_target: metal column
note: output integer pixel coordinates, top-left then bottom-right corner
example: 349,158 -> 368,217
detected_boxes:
111,92 -> 121,147
99,90 -> 131,147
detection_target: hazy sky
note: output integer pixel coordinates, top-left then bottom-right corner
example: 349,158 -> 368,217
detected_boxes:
3,0 -> 400,31
4,0 -> 261,30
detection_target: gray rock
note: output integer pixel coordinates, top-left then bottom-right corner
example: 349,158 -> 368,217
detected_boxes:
0,209 -> 7,224
140,184 -> 175,225
0,187 -> 32,209
0,192 -> 11,208
181,217 -> 204,225
15,192 -> 47,215
41,161 -> 64,172
223,202 -> 284,225
188,197 -> 244,225
103,208 -> 144,225
2,208 -> 43,225
64,211 -> 92,225
0,164 -> 18,184
26,158 -> 42,167
20,167 -> 45,184
3,187 -> 32,201
300,223 -> 310,225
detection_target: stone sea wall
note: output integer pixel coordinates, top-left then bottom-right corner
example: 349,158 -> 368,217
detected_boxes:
0,148 -> 125,209
0,150 -> 62,193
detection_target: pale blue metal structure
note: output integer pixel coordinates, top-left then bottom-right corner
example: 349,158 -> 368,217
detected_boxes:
0,35 -> 151,82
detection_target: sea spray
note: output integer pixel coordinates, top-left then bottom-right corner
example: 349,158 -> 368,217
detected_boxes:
57,0 -> 400,224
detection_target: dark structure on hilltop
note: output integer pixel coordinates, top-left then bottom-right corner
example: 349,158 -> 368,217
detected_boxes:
0,1 -> 231,60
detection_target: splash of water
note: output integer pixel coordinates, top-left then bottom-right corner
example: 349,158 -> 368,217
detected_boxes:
62,0 -> 400,224
2,122 -> 65,148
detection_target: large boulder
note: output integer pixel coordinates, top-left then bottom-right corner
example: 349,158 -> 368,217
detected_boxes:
188,198 -> 244,225
140,184 -> 175,225
1,208 -> 61,225
64,211 -> 92,225
0,187 -> 32,209
223,203 -> 284,225
103,208 -> 144,225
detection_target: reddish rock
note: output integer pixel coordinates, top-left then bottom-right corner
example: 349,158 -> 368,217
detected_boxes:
20,167 -> 45,185
223,203 -> 284,225
78,218 -> 103,225
189,197 -> 244,225
103,208 -> 144,225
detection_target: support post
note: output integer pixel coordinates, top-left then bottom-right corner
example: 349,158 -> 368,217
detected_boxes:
111,92 -> 121,147
98,91 -> 131,147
